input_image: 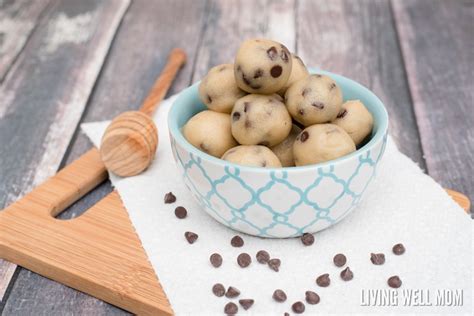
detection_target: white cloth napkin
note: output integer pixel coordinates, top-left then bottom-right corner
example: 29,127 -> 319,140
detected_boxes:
82,95 -> 472,315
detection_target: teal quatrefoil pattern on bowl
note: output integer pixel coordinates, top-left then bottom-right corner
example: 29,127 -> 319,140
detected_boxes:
170,133 -> 387,238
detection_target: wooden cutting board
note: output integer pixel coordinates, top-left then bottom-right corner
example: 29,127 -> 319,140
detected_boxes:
0,147 -> 470,315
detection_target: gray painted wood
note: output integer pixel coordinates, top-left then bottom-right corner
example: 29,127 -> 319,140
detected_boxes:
297,0 -> 425,166
392,0 -> 474,208
1,0 -> 208,314
0,0 -> 130,309
0,0 -> 51,81
192,0 -> 296,82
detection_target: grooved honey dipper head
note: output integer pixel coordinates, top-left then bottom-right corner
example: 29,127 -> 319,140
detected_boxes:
100,111 -> 158,177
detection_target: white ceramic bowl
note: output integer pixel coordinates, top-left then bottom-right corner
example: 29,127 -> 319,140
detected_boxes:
168,70 -> 388,238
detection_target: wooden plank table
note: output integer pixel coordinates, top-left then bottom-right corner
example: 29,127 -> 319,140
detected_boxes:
0,0 -> 472,314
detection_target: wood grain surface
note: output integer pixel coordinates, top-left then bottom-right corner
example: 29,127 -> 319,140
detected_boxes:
392,0 -> 474,204
0,0 -> 472,314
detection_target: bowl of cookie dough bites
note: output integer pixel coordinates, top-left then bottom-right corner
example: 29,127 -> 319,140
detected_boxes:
169,38 -> 388,238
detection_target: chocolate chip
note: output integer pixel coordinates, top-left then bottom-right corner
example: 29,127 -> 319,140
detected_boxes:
272,289 -> 287,302
224,302 -> 238,315
370,253 -> 385,265
184,231 -> 198,244
292,301 -> 305,314
302,88 -> 311,97
301,233 -> 314,246
298,109 -> 305,116
267,46 -> 278,60
231,235 -> 244,247
270,65 -> 283,78
284,313 -> 290,316
336,109 -> 348,118
232,112 -> 241,121
256,250 -> 270,264
300,131 -> 309,142
280,49 -> 289,62
340,267 -> 354,281
329,83 -> 336,90
333,253 -> 347,267
207,94 -> 212,103
237,253 -> 251,268
313,74 -> 322,78
174,206 -> 187,219
238,299 -> 254,310
210,253 -> 222,268
305,291 -> 320,305
244,102 -> 250,112
316,273 -> 330,287
164,192 -> 176,204
226,286 -> 241,298
254,69 -> 263,79
268,258 -> 281,272
392,243 -> 405,255
311,102 -> 324,109
261,160 -> 267,167
388,275 -> 402,288
212,283 -> 225,297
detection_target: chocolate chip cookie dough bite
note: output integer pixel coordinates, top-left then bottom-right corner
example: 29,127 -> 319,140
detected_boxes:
277,54 -> 309,96
332,100 -> 374,146
270,124 -> 302,167
183,110 -> 237,158
222,145 -> 282,168
293,124 -> 356,166
234,39 -> 292,94
231,94 -> 292,146
198,64 -> 246,113
285,74 -> 343,126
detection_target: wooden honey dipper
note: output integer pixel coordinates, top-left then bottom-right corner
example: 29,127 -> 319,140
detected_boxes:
100,48 -> 187,177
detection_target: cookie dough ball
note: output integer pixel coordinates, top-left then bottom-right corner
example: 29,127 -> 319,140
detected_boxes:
332,100 -> 374,146
231,94 -> 292,146
270,124 -> 302,167
285,74 -> 343,126
222,145 -> 282,168
183,110 -> 237,158
198,64 -> 247,113
277,54 -> 309,96
234,39 -> 292,94
293,124 -> 356,166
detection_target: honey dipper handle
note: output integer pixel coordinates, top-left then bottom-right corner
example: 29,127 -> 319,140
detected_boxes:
140,48 -> 187,116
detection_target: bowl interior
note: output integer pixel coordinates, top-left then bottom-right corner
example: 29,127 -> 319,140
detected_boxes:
168,69 -> 388,171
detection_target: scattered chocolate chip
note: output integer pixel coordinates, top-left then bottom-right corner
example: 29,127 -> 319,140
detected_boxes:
333,253 -> 347,267
340,267 -> 354,281
392,243 -> 405,255
232,112 -> 241,121
270,65 -> 283,78
231,235 -> 244,247
238,299 -> 254,310
370,253 -> 385,265
292,301 -> 305,314
174,206 -> 187,219
237,253 -> 252,268
336,109 -> 348,118
207,94 -> 212,103
212,283 -> 226,297
226,286 -> 241,298
316,273 -> 330,287
305,291 -> 320,305
210,253 -> 223,268
164,192 -> 176,204
272,289 -> 287,302
388,276 -> 402,288
224,302 -> 238,315
267,46 -> 278,60
254,69 -> 263,79
244,102 -> 250,112
301,233 -> 314,246
256,250 -> 270,264
300,131 -> 309,142
268,258 -> 281,272
184,231 -> 198,244
311,102 -> 324,109
284,313 -> 290,316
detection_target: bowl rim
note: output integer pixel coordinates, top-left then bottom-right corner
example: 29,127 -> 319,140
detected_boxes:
168,69 -> 388,173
